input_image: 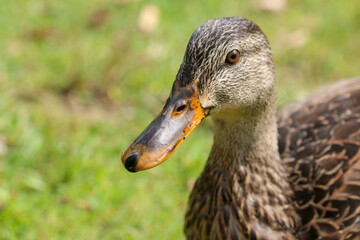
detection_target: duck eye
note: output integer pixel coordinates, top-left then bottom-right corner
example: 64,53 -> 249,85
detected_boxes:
225,49 -> 240,64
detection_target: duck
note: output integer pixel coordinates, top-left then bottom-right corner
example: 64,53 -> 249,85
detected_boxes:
121,17 -> 360,239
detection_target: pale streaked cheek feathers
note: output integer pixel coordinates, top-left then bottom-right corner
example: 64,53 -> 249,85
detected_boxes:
176,19 -> 274,111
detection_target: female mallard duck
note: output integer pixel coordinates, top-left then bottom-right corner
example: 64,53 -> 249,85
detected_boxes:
121,17 -> 360,239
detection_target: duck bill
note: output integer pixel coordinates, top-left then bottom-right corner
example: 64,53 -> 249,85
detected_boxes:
121,80 -> 210,172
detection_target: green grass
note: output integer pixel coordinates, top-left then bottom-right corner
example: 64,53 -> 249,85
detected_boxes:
0,0 -> 359,239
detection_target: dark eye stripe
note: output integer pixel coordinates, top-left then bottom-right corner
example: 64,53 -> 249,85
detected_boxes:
225,49 -> 240,64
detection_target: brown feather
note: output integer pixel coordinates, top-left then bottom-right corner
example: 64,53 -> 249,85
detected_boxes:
278,78 -> 360,239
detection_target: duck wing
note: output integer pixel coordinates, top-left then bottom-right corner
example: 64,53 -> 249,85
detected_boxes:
277,77 -> 360,239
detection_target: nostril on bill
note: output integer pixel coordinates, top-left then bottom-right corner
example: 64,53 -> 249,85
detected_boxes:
124,151 -> 139,172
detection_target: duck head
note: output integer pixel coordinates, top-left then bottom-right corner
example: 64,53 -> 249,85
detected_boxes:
121,17 -> 275,172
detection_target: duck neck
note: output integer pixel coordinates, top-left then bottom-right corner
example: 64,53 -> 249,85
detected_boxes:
210,101 -> 294,197
203,93 -> 299,236
211,99 -> 280,171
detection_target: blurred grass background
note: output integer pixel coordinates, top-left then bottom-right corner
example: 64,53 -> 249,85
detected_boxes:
0,0 -> 359,239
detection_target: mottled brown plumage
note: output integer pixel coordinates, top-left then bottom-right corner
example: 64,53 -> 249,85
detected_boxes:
180,18 -> 360,239
277,78 -> 360,239
122,17 -> 360,239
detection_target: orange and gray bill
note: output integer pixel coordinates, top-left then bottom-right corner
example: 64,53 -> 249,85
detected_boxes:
121,79 -> 210,172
